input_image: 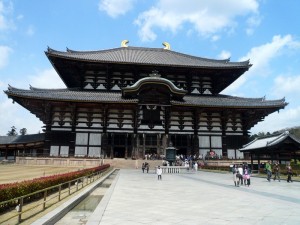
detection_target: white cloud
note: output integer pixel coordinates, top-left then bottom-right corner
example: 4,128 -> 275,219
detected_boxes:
217,50 -> 231,59
99,0 -> 136,18
245,14 -> 261,35
29,68 -> 66,88
26,25 -> 35,36
0,68 -> 65,135
0,97 -> 43,135
0,0 -> 14,31
211,35 -> 220,42
224,35 -> 300,94
250,106 -> 300,134
0,45 -> 12,69
272,75 -> 300,97
135,0 -> 259,42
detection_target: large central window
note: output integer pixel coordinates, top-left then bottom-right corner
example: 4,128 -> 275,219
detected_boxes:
141,106 -> 161,125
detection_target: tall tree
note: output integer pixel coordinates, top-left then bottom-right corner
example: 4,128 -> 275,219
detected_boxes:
20,128 -> 27,135
7,126 -> 18,136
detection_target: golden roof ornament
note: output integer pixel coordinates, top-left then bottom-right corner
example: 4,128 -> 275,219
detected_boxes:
121,40 -> 129,47
162,42 -> 171,50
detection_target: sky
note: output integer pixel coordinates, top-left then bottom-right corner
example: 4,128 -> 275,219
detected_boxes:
0,0 -> 299,136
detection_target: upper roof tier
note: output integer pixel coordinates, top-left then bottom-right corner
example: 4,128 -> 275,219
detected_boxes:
45,45 -> 252,92
46,46 -> 251,69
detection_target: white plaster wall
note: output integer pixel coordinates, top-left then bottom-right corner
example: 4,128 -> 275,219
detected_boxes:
75,133 -> 88,145
199,136 -> 210,148
75,146 -> 87,157
211,136 -> 222,148
60,146 -> 69,157
89,133 -> 101,145
88,147 -> 101,157
50,146 -> 59,156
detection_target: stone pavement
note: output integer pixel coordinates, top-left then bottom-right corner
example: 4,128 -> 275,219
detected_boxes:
85,169 -> 300,225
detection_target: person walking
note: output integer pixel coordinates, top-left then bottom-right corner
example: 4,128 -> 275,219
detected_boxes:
286,163 -> 293,183
243,166 -> 251,187
157,166 -> 162,180
265,161 -> 272,182
273,162 -> 281,182
238,165 -> 244,185
142,162 -> 145,173
232,164 -> 239,187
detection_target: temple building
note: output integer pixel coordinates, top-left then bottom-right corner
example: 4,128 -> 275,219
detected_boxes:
5,41 -> 287,159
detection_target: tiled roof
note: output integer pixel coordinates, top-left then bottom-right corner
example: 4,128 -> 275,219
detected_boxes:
174,95 -> 287,108
5,86 -> 138,104
5,86 -> 287,108
239,131 -> 300,151
0,133 -> 45,145
46,46 -> 251,69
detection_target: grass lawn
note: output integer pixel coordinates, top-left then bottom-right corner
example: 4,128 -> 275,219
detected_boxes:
0,164 -> 90,184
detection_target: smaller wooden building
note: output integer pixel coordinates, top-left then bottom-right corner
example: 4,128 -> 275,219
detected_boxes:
0,134 -> 45,160
240,131 -> 300,167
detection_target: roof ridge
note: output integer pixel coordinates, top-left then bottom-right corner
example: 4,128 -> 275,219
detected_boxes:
29,86 -> 79,91
46,46 -> 251,66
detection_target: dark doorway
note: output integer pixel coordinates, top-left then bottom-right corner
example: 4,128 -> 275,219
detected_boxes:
177,148 -> 187,156
113,147 -> 125,158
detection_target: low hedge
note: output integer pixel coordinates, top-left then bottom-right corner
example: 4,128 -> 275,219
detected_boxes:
201,165 -> 229,172
0,164 -> 110,203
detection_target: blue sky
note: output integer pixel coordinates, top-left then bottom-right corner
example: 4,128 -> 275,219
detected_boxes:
0,0 -> 299,135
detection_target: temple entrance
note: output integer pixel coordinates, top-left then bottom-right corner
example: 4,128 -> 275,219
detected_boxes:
113,147 -> 125,158
145,147 -> 159,160
177,148 -> 187,156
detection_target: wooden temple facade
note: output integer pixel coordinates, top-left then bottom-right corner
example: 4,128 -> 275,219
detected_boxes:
5,42 -> 288,159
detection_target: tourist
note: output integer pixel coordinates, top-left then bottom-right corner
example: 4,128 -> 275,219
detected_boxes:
157,166 -> 162,180
265,161 -> 272,182
145,162 -> 149,173
194,161 -> 198,171
273,161 -> 281,182
232,164 -> 239,186
243,166 -> 251,187
238,165 -> 244,185
286,163 -> 293,183
142,162 -> 145,173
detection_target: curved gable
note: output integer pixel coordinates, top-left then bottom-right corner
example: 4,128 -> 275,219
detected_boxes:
122,72 -> 187,103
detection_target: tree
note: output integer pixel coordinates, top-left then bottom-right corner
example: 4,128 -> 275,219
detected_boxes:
20,128 -> 27,135
7,126 -> 18,136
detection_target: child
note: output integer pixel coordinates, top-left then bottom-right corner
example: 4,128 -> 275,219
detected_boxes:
243,166 -> 251,187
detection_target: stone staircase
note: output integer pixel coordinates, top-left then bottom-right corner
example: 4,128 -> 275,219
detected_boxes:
104,158 -> 162,170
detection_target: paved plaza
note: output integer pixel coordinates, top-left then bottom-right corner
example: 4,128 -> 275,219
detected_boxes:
84,169 -> 300,225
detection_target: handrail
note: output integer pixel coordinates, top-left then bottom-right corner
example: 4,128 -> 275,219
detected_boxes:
0,167 -> 112,224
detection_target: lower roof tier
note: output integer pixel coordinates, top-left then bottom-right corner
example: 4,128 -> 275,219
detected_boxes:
5,86 -> 287,131
5,86 -> 287,109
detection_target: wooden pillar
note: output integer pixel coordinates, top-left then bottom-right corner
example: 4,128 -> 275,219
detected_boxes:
156,133 -> 160,156
187,135 -> 191,156
250,153 -> 254,171
44,103 -> 52,156
110,133 -> 114,159
192,134 -> 199,156
131,134 -> 135,159
125,133 -> 128,159
5,145 -> 8,160
257,153 -> 261,174
143,133 -> 146,159
221,112 -> 228,158
136,134 -> 139,159
87,132 -> 91,157
69,104 -> 77,157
